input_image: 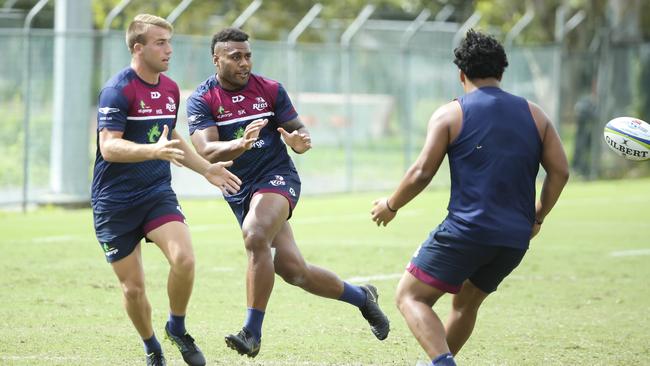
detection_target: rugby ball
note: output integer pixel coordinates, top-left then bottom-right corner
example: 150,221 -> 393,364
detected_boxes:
603,117 -> 650,161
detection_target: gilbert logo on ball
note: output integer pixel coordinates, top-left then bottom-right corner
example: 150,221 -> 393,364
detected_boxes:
603,117 -> 650,161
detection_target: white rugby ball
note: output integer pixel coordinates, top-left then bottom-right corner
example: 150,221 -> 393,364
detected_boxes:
603,117 -> 650,161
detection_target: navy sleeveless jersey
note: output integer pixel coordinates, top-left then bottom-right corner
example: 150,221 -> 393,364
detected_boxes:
91,67 -> 180,212
444,87 -> 542,249
186,73 -> 298,203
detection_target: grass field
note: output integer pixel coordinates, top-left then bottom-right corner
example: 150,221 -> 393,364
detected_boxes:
0,177 -> 649,365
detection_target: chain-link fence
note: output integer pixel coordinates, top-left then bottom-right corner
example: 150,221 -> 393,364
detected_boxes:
0,28 -> 648,207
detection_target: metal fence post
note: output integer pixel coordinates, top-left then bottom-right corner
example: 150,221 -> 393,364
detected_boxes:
340,5 -> 374,192
592,28 -> 612,180
21,0 -> 49,212
287,4 -> 322,171
232,0 -> 262,28
399,9 -> 431,172
102,0 -> 131,83
287,3 -> 322,94
505,5 -> 535,49
167,0 -> 194,24
452,10 -> 481,48
554,7 -> 586,137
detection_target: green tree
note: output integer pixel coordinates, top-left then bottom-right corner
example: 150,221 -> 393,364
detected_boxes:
92,0 -> 473,41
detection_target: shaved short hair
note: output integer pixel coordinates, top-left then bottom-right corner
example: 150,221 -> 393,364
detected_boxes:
211,27 -> 249,55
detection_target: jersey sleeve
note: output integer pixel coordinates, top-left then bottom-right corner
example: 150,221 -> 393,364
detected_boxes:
274,83 -> 298,123
97,87 -> 129,132
186,92 -> 217,135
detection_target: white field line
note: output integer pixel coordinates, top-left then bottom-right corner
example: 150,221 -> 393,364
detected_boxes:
610,248 -> 650,257
191,210 -> 423,231
345,273 -> 402,283
94,209 -> 424,235
292,208 -> 423,225
205,266 -> 235,272
0,355 -> 105,362
0,355 -> 378,365
30,235 -> 79,243
188,222 -> 233,232
299,238 -> 413,246
232,361 -> 386,366
27,208 -> 423,242
236,362 -> 370,366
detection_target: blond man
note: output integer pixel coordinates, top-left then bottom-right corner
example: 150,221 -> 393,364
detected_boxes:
91,14 -> 241,366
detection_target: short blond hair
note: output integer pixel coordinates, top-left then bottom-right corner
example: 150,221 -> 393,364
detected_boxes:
126,14 -> 173,53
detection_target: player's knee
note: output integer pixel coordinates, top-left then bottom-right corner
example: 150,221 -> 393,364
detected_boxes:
242,228 -> 270,252
170,251 -> 195,273
395,286 -> 427,314
394,290 -> 410,314
453,283 -> 486,313
452,296 -> 482,315
281,272 -> 306,287
277,263 -> 307,286
122,282 -> 146,302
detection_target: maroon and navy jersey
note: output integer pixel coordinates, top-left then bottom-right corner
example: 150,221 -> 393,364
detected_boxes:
187,73 -> 299,203
91,67 -> 180,212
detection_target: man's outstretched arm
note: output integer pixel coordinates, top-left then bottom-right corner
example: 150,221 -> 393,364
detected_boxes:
190,119 -> 267,163
278,118 -> 311,154
529,102 -> 570,238
172,129 -> 241,195
371,101 -> 460,227
99,124 -> 184,166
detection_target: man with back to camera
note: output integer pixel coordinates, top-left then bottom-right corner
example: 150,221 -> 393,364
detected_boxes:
371,30 -> 569,366
92,14 -> 241,366
186,27 -> 390,358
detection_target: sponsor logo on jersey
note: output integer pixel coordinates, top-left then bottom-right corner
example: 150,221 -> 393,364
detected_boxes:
233,127 -> 245,139
289,187 -> 296,197
216,105 -> 232,119
98,107 -> 120,115
252,96 -> 268,111
156,109 -> 163,115
252,139 -> 265,149
147,124 -> 162,143
232,95 -> 245,103
269,175 -> 285,186
138,100 -> 152,114
166,96 -> 176,112
238,109 -> 247,116
150,91 -> 161,99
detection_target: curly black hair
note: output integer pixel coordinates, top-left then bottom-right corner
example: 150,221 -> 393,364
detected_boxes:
211,27 -> 249,55
453,29 -> 508,80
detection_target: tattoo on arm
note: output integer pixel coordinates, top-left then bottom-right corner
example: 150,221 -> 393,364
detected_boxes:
280,119 -> 304,133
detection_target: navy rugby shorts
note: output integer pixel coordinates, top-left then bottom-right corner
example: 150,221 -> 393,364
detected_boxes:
227,171 -> 301,227
93,192 -> 185,263
407,223 -> 527,294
